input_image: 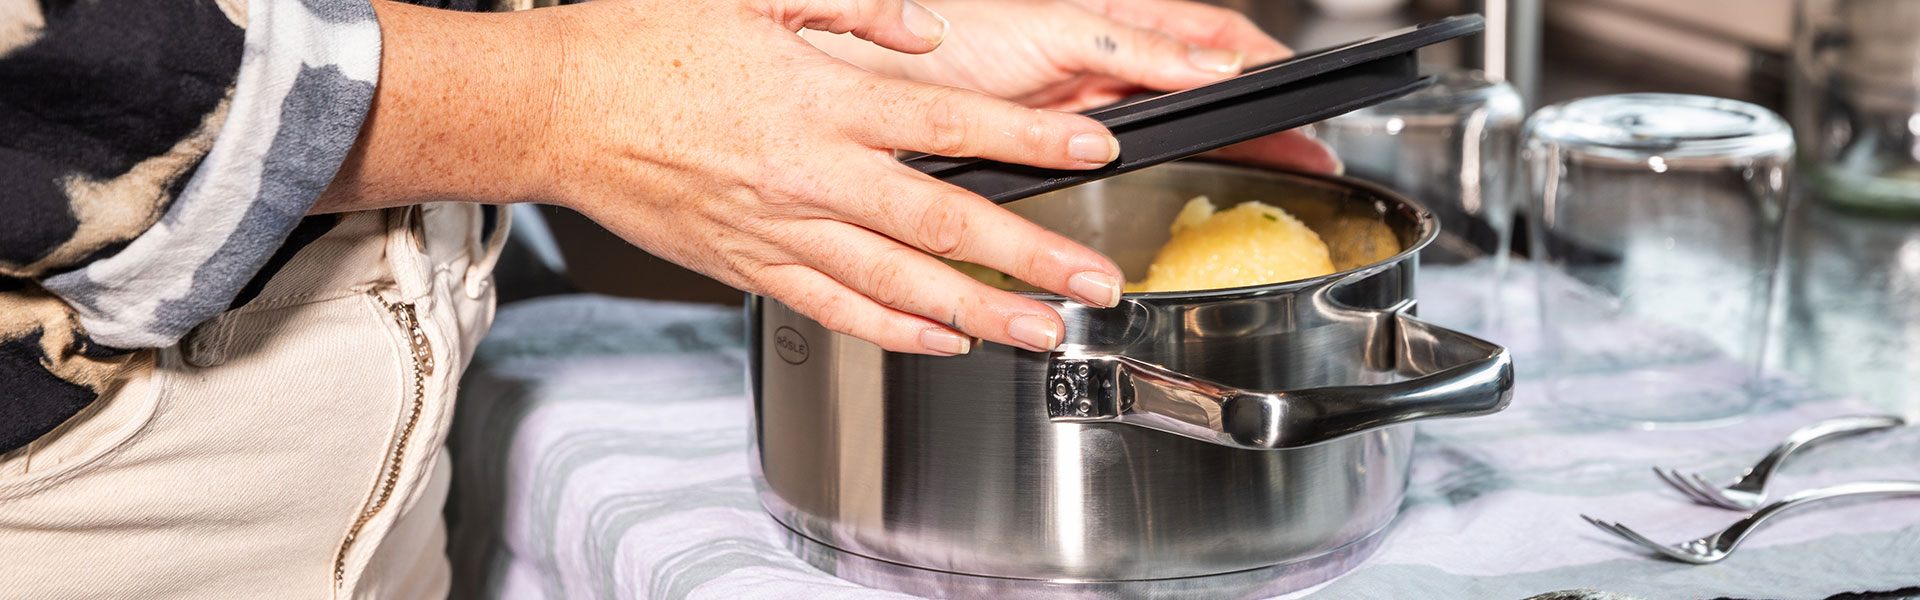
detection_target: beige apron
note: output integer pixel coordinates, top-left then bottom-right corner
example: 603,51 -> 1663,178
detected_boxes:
0,203 -> 505,599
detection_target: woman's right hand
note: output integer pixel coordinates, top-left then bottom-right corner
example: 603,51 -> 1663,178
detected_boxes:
325,0 -> 1130,355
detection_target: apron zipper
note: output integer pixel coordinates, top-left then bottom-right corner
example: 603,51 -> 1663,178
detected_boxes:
334,294 -> 436,587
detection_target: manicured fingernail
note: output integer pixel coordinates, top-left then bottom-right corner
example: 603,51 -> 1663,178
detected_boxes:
1068,271 -> 1121,308
902,0 -> 949,45
1310,134 -> 1345,175
1187,45 -> 1244,74
1008,315 -> 1061,351
1069,133 -> 1120,163
920,328 -> 970,355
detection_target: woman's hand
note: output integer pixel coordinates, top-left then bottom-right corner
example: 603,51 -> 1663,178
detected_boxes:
802,0 -> 1279,111
804,0 -> 1341,174
321,0 -> 1132,355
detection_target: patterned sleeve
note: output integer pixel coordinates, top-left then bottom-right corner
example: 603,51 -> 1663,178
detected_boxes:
0,0 -> 381,452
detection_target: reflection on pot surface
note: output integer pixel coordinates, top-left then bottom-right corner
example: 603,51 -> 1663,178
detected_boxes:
749,162 -> 1513,598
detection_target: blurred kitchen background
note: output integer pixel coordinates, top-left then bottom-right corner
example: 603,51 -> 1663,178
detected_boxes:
503,0 -> 1917,416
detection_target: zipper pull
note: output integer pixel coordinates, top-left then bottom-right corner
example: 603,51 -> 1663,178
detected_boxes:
387,301 -> 435,377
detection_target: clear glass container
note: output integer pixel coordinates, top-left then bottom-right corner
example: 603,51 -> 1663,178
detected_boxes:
1316,69 -> 1524,334
1781,201 -> 1920,423
1524,94 -> 1795,428
1791,0 -> 1920,216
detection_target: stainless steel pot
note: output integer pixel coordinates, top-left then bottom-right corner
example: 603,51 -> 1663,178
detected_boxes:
748,161 -> 1514,598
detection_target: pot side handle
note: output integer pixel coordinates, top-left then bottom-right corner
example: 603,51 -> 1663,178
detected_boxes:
1046,309 -> 1513,450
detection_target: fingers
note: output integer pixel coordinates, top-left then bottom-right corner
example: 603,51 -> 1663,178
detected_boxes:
786,220 -> 1074,352
762,0 -> 951,55
843,76 -> 1120,168
826,160 -> 1125,310
1081,0 -> 1291,64
1205,129 -> 1343,175
1056,12 -> 1248,92
761,263 -> 976,355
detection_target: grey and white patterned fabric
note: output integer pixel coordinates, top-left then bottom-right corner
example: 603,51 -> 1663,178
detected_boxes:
0,0 -> 380,452
447,271 -> 1920,600
38,0 -> 381,349
1,0 -> 487,453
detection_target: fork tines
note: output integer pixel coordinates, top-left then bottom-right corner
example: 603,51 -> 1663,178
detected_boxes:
1578,514 -> 1710,564
1652,467 -> 1740,509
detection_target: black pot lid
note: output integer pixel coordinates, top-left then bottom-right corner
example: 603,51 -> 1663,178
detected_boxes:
903,15 -> 1485,204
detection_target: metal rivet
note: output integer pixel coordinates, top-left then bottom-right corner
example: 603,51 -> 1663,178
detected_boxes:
181,321 -> 227,368
1052,382 -> 1069,400
1076,365 -> 1089,377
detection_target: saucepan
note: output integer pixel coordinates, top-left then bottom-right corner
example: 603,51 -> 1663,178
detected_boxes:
748,160 -> 1514,598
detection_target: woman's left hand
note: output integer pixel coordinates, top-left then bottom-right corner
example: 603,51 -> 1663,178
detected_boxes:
804,0 -> 1341,174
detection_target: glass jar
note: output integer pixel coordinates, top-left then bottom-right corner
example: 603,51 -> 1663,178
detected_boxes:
1524,94 -> 1795,428
1791,0 -> 1920,216
1315,69 -> 1525,334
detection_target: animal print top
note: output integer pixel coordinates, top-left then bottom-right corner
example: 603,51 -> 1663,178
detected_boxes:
0,0 -> 476,453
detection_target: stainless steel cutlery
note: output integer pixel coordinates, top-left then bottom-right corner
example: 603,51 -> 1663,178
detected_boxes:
1584,415 -> 1911,563
1582,480 -> 1920,564
1653,415 -> 1906,509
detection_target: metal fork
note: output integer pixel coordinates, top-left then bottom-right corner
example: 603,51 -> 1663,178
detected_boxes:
1582,480 -> 1920,564
1653,415 -> 1906,510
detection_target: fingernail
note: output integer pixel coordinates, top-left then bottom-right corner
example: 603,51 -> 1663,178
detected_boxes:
1068,271 -> 1121,308
902,0 -> 949,45
920,328 -> 971,355
1069,133 -> 1120,163
1310,134 -> 1345,175
1008,315 -> 1061,351
1187,45 -> 1244,74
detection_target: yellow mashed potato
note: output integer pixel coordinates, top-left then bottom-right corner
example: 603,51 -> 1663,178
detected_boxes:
951,195 -> 1379,294
1124,197 -> 1336,292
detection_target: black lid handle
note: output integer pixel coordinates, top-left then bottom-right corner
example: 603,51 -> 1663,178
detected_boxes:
903,15 -> 1485,204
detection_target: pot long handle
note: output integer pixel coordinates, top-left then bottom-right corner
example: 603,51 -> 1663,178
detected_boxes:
1046,308 -> 1513,450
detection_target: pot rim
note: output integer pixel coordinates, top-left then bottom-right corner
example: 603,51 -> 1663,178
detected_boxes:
1010,161 -> 1441,303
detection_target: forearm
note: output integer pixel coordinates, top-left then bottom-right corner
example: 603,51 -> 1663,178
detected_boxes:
313,1 -> 560,214
316,0 -> 1138,357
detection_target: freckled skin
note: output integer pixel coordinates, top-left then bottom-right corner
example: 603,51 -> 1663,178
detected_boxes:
314,0 -> 1337,355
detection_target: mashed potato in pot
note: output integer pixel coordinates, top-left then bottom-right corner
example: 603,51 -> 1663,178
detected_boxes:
1125,196 -> 1336,293
952,195 -> 1365,294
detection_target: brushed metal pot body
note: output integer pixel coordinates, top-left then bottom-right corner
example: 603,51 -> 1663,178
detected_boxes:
748,162 -> 1513,597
